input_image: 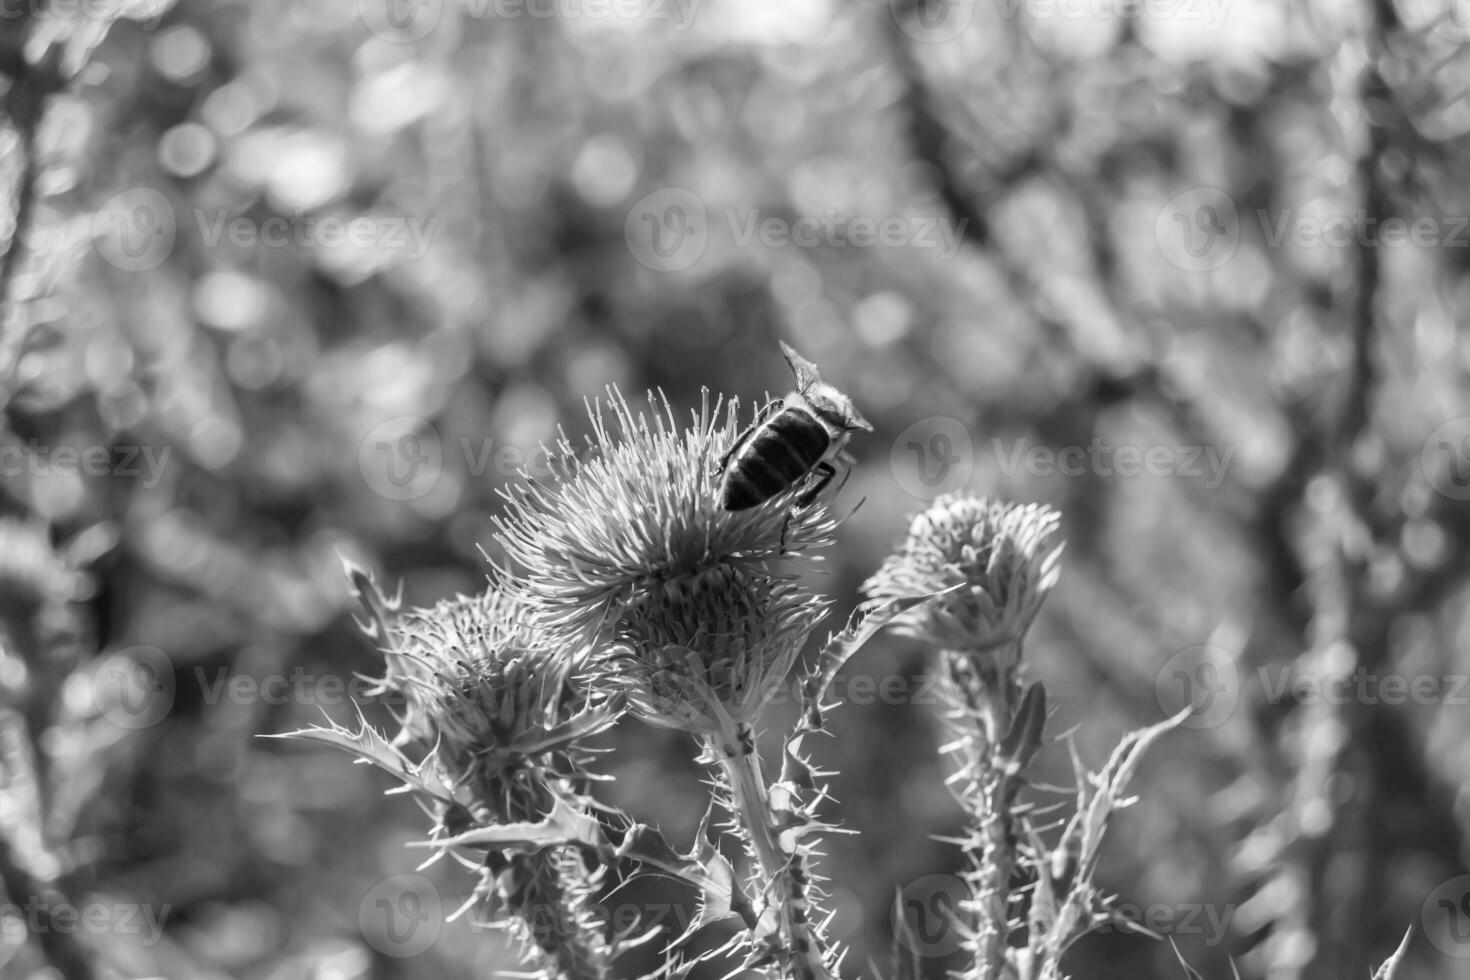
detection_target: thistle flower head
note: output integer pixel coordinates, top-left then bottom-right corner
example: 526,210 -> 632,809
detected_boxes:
863,493 -> 1063,654
494,389 -> 837,732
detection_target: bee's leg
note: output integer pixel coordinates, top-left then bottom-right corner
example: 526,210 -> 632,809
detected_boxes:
715,425 -> 750,474
781,464 -> 838,553
831,464 -> 853,499
795,462 -> 838,509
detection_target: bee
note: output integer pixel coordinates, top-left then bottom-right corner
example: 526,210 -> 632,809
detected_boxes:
718,342 -> 872,512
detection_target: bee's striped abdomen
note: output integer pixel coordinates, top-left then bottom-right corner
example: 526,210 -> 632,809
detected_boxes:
720,408 -> 830,511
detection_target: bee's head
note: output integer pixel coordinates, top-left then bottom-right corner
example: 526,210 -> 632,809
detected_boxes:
807,384 -> 873,433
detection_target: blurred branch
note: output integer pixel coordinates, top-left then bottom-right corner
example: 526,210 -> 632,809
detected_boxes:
879,1 -> 1235,479
0,847 -> 97,980
1275,2 -> 1419,976
880,1 -> 1046,251
877,2 -> 1079,358
0,712 -> 99,980
0,2 -> 133,400
0,14 -> 63,399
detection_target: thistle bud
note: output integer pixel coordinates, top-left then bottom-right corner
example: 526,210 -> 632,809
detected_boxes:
386,590 -> 573,766
863,493 -> 1063,656
349,586 -> 625,980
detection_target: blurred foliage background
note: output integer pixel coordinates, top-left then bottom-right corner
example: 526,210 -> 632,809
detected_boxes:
3,0 -> 1470,977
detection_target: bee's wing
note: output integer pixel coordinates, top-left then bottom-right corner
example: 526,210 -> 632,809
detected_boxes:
717,396 -> 784,472
778,341 -> 823,390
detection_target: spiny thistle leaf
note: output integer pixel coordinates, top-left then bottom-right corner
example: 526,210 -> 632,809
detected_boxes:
1024,821 -> 1060,940
1025,709 -> 1191,972
1169,938 -> 1207,980
791,585 -> 964,739
511,696 -> 626,757
1371,928 -> 1413,980
889,888 -> 925,980
684,800 -> 754,927
266,710 -> 460,808
1074,709 -> 1190,884
778,586 -> 968,832
586,807 -> 753,934
343,557 -> 400,647
999,681 -> 1048,774
412,796 -> 604,853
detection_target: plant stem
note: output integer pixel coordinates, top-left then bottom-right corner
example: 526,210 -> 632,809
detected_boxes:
711,721 -> 833,980
942,645 -> 1025,980
971,765 -> 1014,980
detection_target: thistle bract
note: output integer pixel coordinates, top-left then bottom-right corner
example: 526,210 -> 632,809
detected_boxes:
606,565 -> 826,732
